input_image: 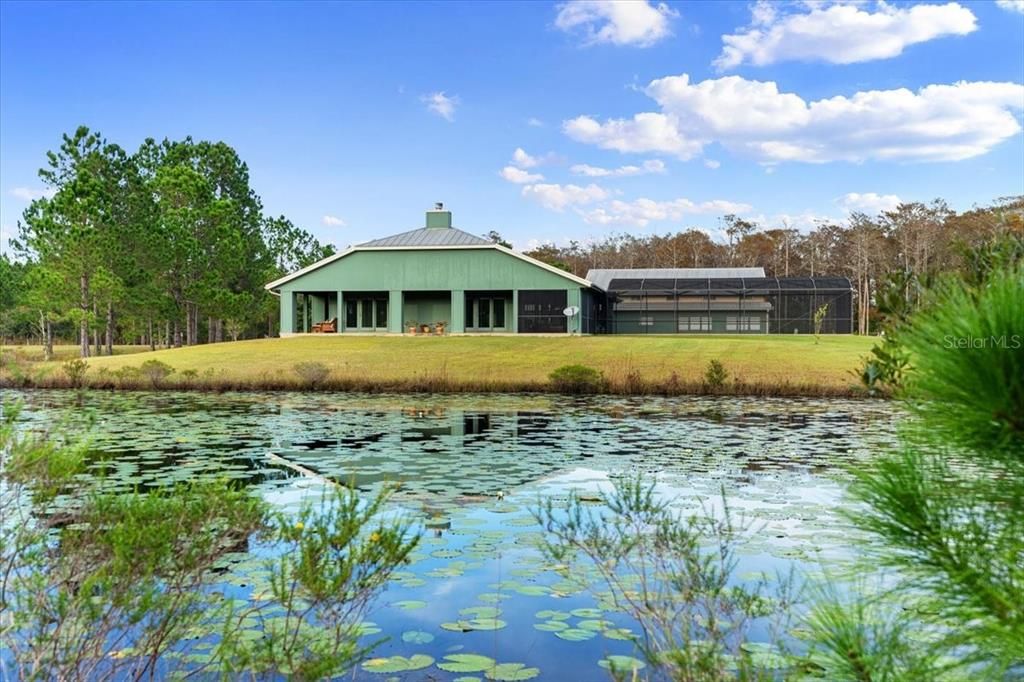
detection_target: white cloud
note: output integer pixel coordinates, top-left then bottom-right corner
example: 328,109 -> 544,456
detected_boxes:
321,215 -> 346,227
500,166 -> 545,184
703,159 -> 721,169
579,197 -> 752,228
838,192 -> 903,214
570,159 -> 666,177
996,0 -> 1024,13
422,91 -> 459,121
9,187 -> 56,202
715,1 -> 977,70
521,183 -> 608,211
563,112 -> 704,159
511,147 -> 540,168
564,74 -> 1024,163
554,0 -> 678,47
527,117 -> 545,127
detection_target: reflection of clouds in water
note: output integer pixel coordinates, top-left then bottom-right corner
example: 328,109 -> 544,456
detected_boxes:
6,389 -> 903,680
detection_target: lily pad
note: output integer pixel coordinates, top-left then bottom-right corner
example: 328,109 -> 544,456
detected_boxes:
577,618 -> 614,631
362,654 -> 434,673
441,618 -> 507,632
477,592 -> 512,604
533,620 -> 568,632
554,628 -> 597,641
485,663 -> 540,681
570,607 -> 603,618
459,606 -> 501,619
437,653 -> 497,673
602,627 -> 635,641
598,655 -> 646,673
535,609 -> 571,621
402,630 -> 435,644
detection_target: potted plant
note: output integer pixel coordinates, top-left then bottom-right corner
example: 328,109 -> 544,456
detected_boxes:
406,320 -> 417,335
420,323 -> 432,335
435,320 -> 447,335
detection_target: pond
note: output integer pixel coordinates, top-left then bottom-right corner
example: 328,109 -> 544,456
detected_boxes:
5,390 -> 899,681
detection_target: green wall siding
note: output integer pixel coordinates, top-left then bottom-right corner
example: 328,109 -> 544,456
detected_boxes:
278,247 -> 586,334
280,248 -> 580,293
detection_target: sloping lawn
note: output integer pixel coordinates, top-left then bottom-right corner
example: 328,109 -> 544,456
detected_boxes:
70,334 -> 874,390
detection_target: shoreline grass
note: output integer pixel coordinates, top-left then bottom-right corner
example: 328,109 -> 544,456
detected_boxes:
2,335 -> 877,398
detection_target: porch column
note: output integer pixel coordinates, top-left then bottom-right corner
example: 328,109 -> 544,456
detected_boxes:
450,290 -> 465,333
511,290 -> 519,334
280,291 -> 296,335
567,288 -> 582,335
336,291 -> 344,332
388,290 -> 402,333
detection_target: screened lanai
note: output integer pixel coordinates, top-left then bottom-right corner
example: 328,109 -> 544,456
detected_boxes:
602,276 -> 854,334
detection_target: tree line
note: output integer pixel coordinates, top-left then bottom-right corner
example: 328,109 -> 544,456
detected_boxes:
521,197 -> 1023,334
1,126 -> 333,358
3,125 -> 1021,353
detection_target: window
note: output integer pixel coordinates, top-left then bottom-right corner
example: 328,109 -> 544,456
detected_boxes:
745,315 -> 761,331
345,295 -> 389,330
493,299 -> 505,328
726,316 -> 739,331
678,316 -> 710,332
345,300 -> 358,329
466,295 -> 508,330
639,316 -> 654,327
361,300 -> 373,329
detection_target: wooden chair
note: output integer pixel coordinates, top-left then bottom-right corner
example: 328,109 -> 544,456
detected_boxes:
310,317 -> 337,333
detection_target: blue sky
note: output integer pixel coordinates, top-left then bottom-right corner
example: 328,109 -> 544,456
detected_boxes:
2,0 -> 1023,253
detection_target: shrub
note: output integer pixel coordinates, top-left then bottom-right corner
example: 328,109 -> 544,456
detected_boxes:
548,364 -> 604,394
0,403 -> 419,680
804,264 -> 1024,678
139,359 -> 175,387
294,361 -> 331,387
113,366 -> 141,387
704,358 -> 728,388
536,477 -> 796,679
856,335 -> 909,396
620,369 -> 645,395
61,358 -> 89,388
179,368 -> 199,386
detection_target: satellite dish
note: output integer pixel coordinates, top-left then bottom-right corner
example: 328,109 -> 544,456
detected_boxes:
563,306 -> 580,317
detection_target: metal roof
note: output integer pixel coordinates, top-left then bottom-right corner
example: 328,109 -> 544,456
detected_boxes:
358,227 -> 492,248
605,276 -> 853,293
586,267 -> 765,290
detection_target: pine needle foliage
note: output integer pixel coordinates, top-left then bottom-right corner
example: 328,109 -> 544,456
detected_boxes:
805,264 -> 1024,679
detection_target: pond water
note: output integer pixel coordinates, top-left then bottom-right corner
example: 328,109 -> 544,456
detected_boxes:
6,390 -> 899,681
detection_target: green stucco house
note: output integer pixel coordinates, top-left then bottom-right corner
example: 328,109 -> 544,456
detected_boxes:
265,204 -> 600,335
266,204 -> 854,336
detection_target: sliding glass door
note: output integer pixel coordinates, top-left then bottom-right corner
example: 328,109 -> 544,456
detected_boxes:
466,294 -> 508,331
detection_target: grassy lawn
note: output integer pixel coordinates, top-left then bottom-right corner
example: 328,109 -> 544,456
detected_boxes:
50,334 -> 876,391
